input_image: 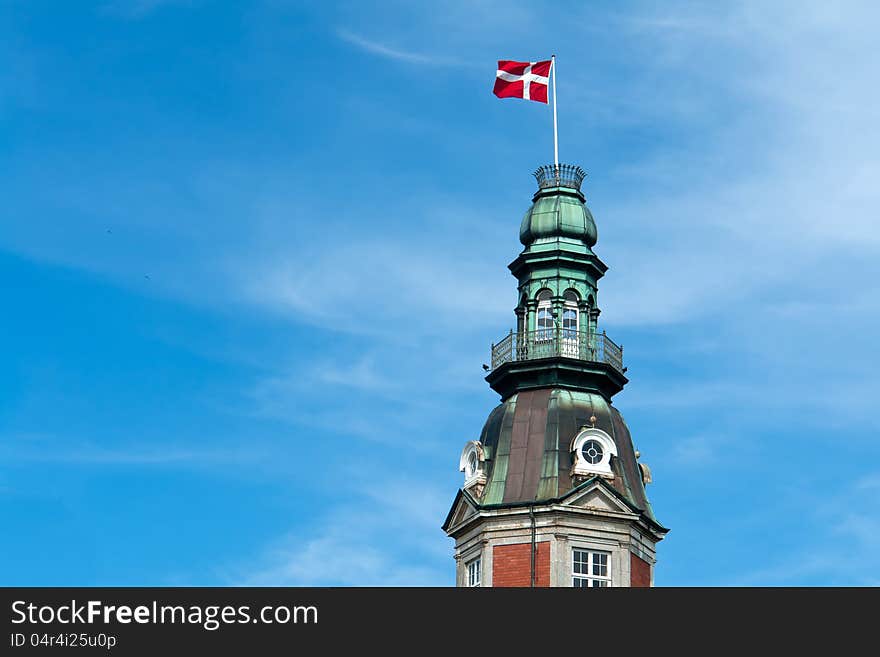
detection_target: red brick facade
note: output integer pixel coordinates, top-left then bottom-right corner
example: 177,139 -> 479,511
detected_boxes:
492,542 -> 550,587
630,552 -> 652,587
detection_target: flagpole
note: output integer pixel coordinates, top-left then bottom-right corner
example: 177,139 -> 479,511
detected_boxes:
551,54 -> 559,176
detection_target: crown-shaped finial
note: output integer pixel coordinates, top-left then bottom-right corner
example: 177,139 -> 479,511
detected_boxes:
533,164 -> 586,191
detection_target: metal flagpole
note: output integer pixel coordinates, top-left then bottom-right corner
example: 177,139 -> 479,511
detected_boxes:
551,54 -> 559,177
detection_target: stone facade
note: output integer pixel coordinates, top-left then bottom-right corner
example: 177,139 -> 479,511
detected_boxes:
447,480 -> 664,587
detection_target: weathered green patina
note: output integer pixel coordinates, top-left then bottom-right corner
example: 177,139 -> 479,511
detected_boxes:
475,388 -> 660,524
487,164 -> 626,401
519,187 -> 598,249
444,163 -> 667,585
477,165 -> 661,524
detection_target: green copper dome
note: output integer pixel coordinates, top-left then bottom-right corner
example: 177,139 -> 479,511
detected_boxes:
519,164 -> 597,248
475,388 -> 661,528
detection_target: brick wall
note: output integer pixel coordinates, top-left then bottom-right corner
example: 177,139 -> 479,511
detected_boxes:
630,552 -> 652,587
492,542 -> 550,587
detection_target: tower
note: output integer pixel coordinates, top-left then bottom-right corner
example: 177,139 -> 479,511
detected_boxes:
443,164 -> 667,587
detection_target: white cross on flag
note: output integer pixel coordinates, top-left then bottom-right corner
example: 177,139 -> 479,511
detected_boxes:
493,59 -> 552,103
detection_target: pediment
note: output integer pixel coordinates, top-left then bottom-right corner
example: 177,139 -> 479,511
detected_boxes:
451,498 -> 477,526
442,490 -> 480,534
564,481 -> 634,515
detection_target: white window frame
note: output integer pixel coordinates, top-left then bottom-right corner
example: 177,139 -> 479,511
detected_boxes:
561,304 -> 578,357
570,427 -> 617,478
536,292 -> 554,343
466,556 -> 482,587
572,548 -> 611,587
562,291 -> 579,332
459,441 -> 487,490
561,304 -> 578,335
560,290 -> 580,357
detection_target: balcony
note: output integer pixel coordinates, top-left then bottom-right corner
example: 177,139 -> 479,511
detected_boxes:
490,329 -> 624,374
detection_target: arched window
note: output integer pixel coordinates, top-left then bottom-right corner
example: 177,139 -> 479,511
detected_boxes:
562,290 -> 579,338
570,427 -> 618,479
536,290 -> 553,341
561,290 -> 580,356
459,441 -> 487,495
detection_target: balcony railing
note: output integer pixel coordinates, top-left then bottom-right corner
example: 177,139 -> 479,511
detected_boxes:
490,329 -> 624,374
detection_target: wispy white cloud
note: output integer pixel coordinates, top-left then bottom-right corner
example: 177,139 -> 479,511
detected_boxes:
624,377 -> 880,425
5,0 -> 880,587
243,238 -> 509,338
312,355 -> 393,391
561,2 -> 880,335
9,1 -> 878,338
245,349 -> 492,453
664,434 -> 732,468
336,28 -> 461,67
333,1 -> 538,67
0,435 -> 260,467
238,480 -> 452,586
729,469 -> 880,585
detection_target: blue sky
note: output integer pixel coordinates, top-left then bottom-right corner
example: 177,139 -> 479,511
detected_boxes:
2,0 -> 879,586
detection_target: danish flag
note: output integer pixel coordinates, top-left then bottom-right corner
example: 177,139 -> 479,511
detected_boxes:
493,59 -> 553,103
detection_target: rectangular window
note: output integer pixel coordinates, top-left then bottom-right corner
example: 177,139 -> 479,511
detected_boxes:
536,307 -> 554,342
572,549 -> 610,587
562,307 -> 578,335
466,557 -> 482,587
561,306 -> 579,357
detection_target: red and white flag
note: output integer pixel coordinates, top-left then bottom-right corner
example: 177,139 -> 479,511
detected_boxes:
493,59 -> 552,103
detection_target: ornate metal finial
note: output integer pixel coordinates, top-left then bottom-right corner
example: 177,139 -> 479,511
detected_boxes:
533,163 -> 586,191
589,415 -> 597,428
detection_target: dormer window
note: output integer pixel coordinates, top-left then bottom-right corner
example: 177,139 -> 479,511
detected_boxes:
570,427 -> 617,479
460,441 -> 487,496
466,450 -> 478,478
